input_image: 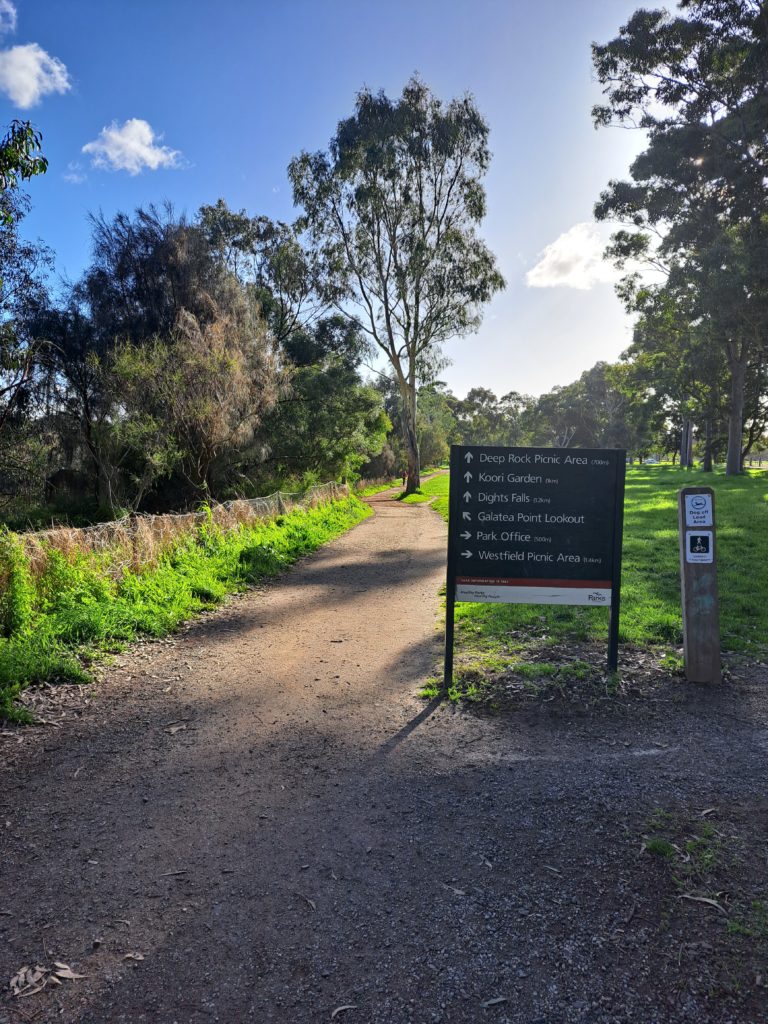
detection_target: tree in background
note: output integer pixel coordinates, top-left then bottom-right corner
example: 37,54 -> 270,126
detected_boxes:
0,121 -> 47,226
593,0 -> 768,474
289,76 -> 505,494
451,387 -> 532,447
0,122 -> 49,503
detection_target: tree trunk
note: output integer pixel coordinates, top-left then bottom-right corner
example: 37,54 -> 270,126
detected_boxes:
680,418 -> 690,468
395,372 -> 421,494
702,417 -> 713,473
686,421 -> 695,468
725,345 -> 747,476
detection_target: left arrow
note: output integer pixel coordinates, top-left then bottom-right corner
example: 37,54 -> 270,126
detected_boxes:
461,549 -> 473,558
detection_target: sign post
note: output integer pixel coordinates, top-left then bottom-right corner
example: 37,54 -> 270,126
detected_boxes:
678,487 -> 720,683
444,445 -> 625,690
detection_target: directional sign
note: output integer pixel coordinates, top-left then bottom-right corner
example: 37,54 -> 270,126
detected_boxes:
443,445 -> 626,682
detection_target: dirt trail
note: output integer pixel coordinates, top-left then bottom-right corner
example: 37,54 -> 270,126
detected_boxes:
1,492 -> 767,1024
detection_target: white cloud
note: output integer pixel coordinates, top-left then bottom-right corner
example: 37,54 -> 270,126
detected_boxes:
63,161 -> 86,185
526,223 -> 619,291
0,1 -> 17,36
82,118 -> 182,175
0,42 -> 70,107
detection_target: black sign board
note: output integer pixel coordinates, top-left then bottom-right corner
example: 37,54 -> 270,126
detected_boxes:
444,445 -> 625,685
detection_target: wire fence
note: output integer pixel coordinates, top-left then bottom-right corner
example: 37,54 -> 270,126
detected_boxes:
17,482 -> 350,580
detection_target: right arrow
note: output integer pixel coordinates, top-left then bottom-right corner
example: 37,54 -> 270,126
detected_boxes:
461,530 -> 471,540
461,549 -> 473,558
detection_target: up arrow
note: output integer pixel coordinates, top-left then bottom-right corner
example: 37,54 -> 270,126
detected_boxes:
464,470 -> 473,483
461,530 -> 471,540
464,451 -> 473,462
463,490 -> 472,502
461,549 -> 473,558
462,511 -> 472,521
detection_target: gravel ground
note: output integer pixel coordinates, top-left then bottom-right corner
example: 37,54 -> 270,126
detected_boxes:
1,490 -> 766,1024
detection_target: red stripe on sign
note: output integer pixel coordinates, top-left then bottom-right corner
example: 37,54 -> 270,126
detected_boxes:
455,577 -> 612,589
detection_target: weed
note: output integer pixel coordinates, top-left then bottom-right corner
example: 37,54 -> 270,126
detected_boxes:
645,837 -> 677,858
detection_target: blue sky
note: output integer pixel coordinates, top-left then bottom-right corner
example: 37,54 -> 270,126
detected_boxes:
2,0 -> 648,398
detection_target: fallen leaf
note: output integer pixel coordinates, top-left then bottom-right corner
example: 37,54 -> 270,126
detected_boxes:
121,952 -> 145,962
295,892 -> 316,911
679,894 -> 727,914
442,883 -> 466,896
164,723 -> 187,735
331,1006 -> 357,1019
52,962 -> 86,980
480,996 -> 507,1008
160,870 -> 187,877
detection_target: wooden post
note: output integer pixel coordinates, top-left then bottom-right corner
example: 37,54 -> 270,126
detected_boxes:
678,487 -> 720,683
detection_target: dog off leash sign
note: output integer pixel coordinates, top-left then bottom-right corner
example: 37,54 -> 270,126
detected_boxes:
678,487 -> 720,683
444,445 -> 626,688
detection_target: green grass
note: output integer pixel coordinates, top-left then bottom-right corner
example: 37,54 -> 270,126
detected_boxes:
399,472 -> 450,518
423,465 -> 768,700
0,497 -> 370,722
355,481 -> 398,497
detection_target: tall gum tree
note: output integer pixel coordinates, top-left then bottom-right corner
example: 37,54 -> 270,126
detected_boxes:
289,76 -> 505,493
592,0 -> 768,474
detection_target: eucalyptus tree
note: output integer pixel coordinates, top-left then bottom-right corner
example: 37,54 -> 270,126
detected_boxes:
593,0 -> 768,473
289,76 -> 505,493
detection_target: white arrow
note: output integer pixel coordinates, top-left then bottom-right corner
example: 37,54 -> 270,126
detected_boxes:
463,491 -> 472,502
464,470 -> 473,483
461,530 -> 471,540
464,451 -> 473,462
461,549 -> 473,558
462,511 -> 472,521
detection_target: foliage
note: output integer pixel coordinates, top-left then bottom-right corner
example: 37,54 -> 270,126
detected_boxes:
0,496 -> 371,721
593,0 -> 768,475
289,75 -> 505,493
108,305 -> 279,502
0,121 -> 47,225
451,387 -> 532,447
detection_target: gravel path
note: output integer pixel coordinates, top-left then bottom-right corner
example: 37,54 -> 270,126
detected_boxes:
1,491 -> 766,1023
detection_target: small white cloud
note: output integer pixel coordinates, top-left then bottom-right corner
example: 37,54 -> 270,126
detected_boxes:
0,42 -> 70,108
526,223 -> 618,291
0,0 -> 17,36
82,118 -> 182,175
63,161 -> 86,185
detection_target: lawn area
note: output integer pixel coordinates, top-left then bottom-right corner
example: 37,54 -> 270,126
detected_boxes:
416,466 -> 768,694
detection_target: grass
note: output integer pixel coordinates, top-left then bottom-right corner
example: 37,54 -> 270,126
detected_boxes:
398,472 -> 450,519
642,807 -> 768,950
0,496 -> 371,723
355,480 -> 399,497
421,465 -> 768,702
